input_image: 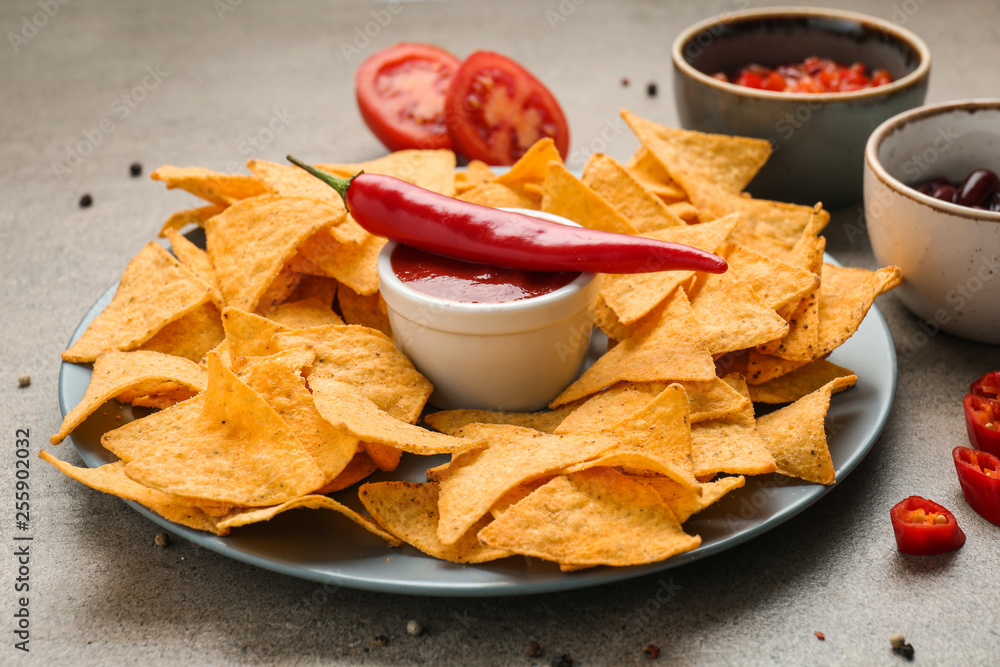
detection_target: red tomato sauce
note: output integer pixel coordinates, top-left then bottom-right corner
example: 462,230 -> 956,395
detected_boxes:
713,57 -> 893,93
391,244 -> 579,303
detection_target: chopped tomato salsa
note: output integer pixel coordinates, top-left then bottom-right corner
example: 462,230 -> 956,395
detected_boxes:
713,57 -> 893,93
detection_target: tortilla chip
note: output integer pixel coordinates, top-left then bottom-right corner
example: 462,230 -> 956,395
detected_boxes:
239,355 -> 357,484
337,287 -> 392,338
361,440 -> 402,472
267,298 -> 345,329
158,204 -> 227,237
117,380 -> 199,409
816,265 -> 902,356
63,243 -> 216,363
757,236 -> 824,360
456,182 -> 539,209
668,201 -> 700,224
478,468 -> 701,566
688,263 -> 789,354
455,160 -> 496,194
757,376 -> 857,484
309,376 -> 481,456
318,149 -> 456,196
52,350 -> 207,445
435,423 -> 618,545
600,212 -> 741,325
691,375 -> 776,477
138,301 -> 225,363
551,290 -> 716,407
206,196 -> 342,311
287,275 -> 338,307
246,159 -> 346,208
163,228 -> 224,303
296,223 -> 383,296
425,403 -> 579,436
215,494 -> 400,544
150,166 -> 269,206
749,359 -> 857,404
637,473 -> 745,523
541,161 -> 637,235
625,147 -> 687,203
39,453 -> 227,535
121,353 -> 325,505
220,307 -> 287,363
274,324 -> 432,423
360,481 -> 511,563
314,449 -> 375,494
492,137 -> 562,191
721,243 -> 820,311
622,109 -> 771,193
581,153 -> 684,232
745,350 -> 809,385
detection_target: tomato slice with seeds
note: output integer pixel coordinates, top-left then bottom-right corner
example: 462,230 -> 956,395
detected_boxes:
444,51 -> 569,165
355,43 -> 461,152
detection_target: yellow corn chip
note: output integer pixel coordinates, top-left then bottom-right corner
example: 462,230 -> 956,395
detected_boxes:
541,161 -> 637,235
757,376 -> 857,484
688,263 -> 789,354
721,244 -> 820,311
360,482 -> 511,563
625,147 -> 687,203
318,149 -> 457,196
296,223 -> 383,296
337,287 -> 392,338
246,159 -> 346,208
600,212 -> 741,325
582,153 -> 684,232
749,359 -> 856,404
158,204 -> 227,237
636,473 -> 745,523
138,301 -> 225,362
52,350 -> 207,445
121,353 -> 325,505
63,243 -> 216,363
667,201 -> 700,223
315,449 -> 376,494
275,324 -> 432,423
206,195 -> 343,311
163,228 -> 224,304
267,298 -> 345,329
745,350 -> 809,385
287,275 -> 338,307
456,182 -> 539,209
150,166 -> 269,206
551,290 -> 716,407
816,265 -> 902,356
436,423 -> 618,545
425,403 -> 579,436
39,453 -> 227,535
622,109 -> 771,193
309,376 -> 481,456
757,236 -> 824,361
691,375 -> 776,477
455,160 -> 496,194
361,440 -> 402,472
215,495 -> 400,545
478,468 -> 701,566
492,137 -> 562,190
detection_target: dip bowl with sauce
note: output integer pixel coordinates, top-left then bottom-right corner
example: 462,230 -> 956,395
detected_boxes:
864,99 -> 1000,344
672,7 -> 930,208
377,209 -> 602,411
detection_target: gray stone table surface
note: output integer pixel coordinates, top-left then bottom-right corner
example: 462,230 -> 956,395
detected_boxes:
2,0 -> 999,664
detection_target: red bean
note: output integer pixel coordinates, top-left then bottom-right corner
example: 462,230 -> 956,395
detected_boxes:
956,169 -> 1000,207
990,191 -> 1000,212
914,177 -> 950,195
931,184 -> 958,203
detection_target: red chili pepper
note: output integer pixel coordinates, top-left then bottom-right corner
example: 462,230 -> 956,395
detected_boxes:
287,156 -> 728,275
953,446 -> 1000,525
963,371 -> 1000,457
889,496 -> 966,555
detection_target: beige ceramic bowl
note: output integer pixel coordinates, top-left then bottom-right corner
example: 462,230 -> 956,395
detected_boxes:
864,99 -> 1000,344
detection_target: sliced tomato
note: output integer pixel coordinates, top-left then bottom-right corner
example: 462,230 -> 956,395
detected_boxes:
355,43 -> 461,152
444,51 -> 569,165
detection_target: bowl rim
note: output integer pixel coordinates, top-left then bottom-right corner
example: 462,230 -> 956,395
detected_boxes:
671,6 -> 931,103
376,208 -> 599,318
865,98 -> 1000,223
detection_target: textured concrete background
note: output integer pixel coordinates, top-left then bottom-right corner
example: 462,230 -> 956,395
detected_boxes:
2,0 -> 999,664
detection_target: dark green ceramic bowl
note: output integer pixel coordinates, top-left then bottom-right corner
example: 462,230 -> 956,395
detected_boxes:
672,7 -> 930,209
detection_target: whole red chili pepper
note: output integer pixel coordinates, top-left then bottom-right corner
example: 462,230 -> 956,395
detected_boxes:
287,156 -> 728,275
889,496 -> 966,556
953,446 -> 1000,525
963,371 -> 1000,457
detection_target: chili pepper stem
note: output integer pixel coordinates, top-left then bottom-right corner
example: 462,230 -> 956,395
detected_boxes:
286,155 -> 354,205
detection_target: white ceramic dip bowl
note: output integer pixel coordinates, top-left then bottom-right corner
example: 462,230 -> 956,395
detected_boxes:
864,99 -> 1000,344
377,209 -> 602,411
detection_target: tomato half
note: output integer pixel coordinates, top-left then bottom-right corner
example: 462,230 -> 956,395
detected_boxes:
355,43 -> 461,152
444,51 -> 569,165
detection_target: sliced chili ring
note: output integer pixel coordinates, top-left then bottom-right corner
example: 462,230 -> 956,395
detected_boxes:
963,393 -> 1000,458
889,496 -> 966,556
953,446 -> 1000,525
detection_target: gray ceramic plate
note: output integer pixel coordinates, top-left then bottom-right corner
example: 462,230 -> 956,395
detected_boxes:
57,254 -> 896,597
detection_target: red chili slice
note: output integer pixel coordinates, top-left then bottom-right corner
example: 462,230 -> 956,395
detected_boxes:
889,496 -> 966,556
964,371 -> 1000,457
953,446 -> 1000,525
